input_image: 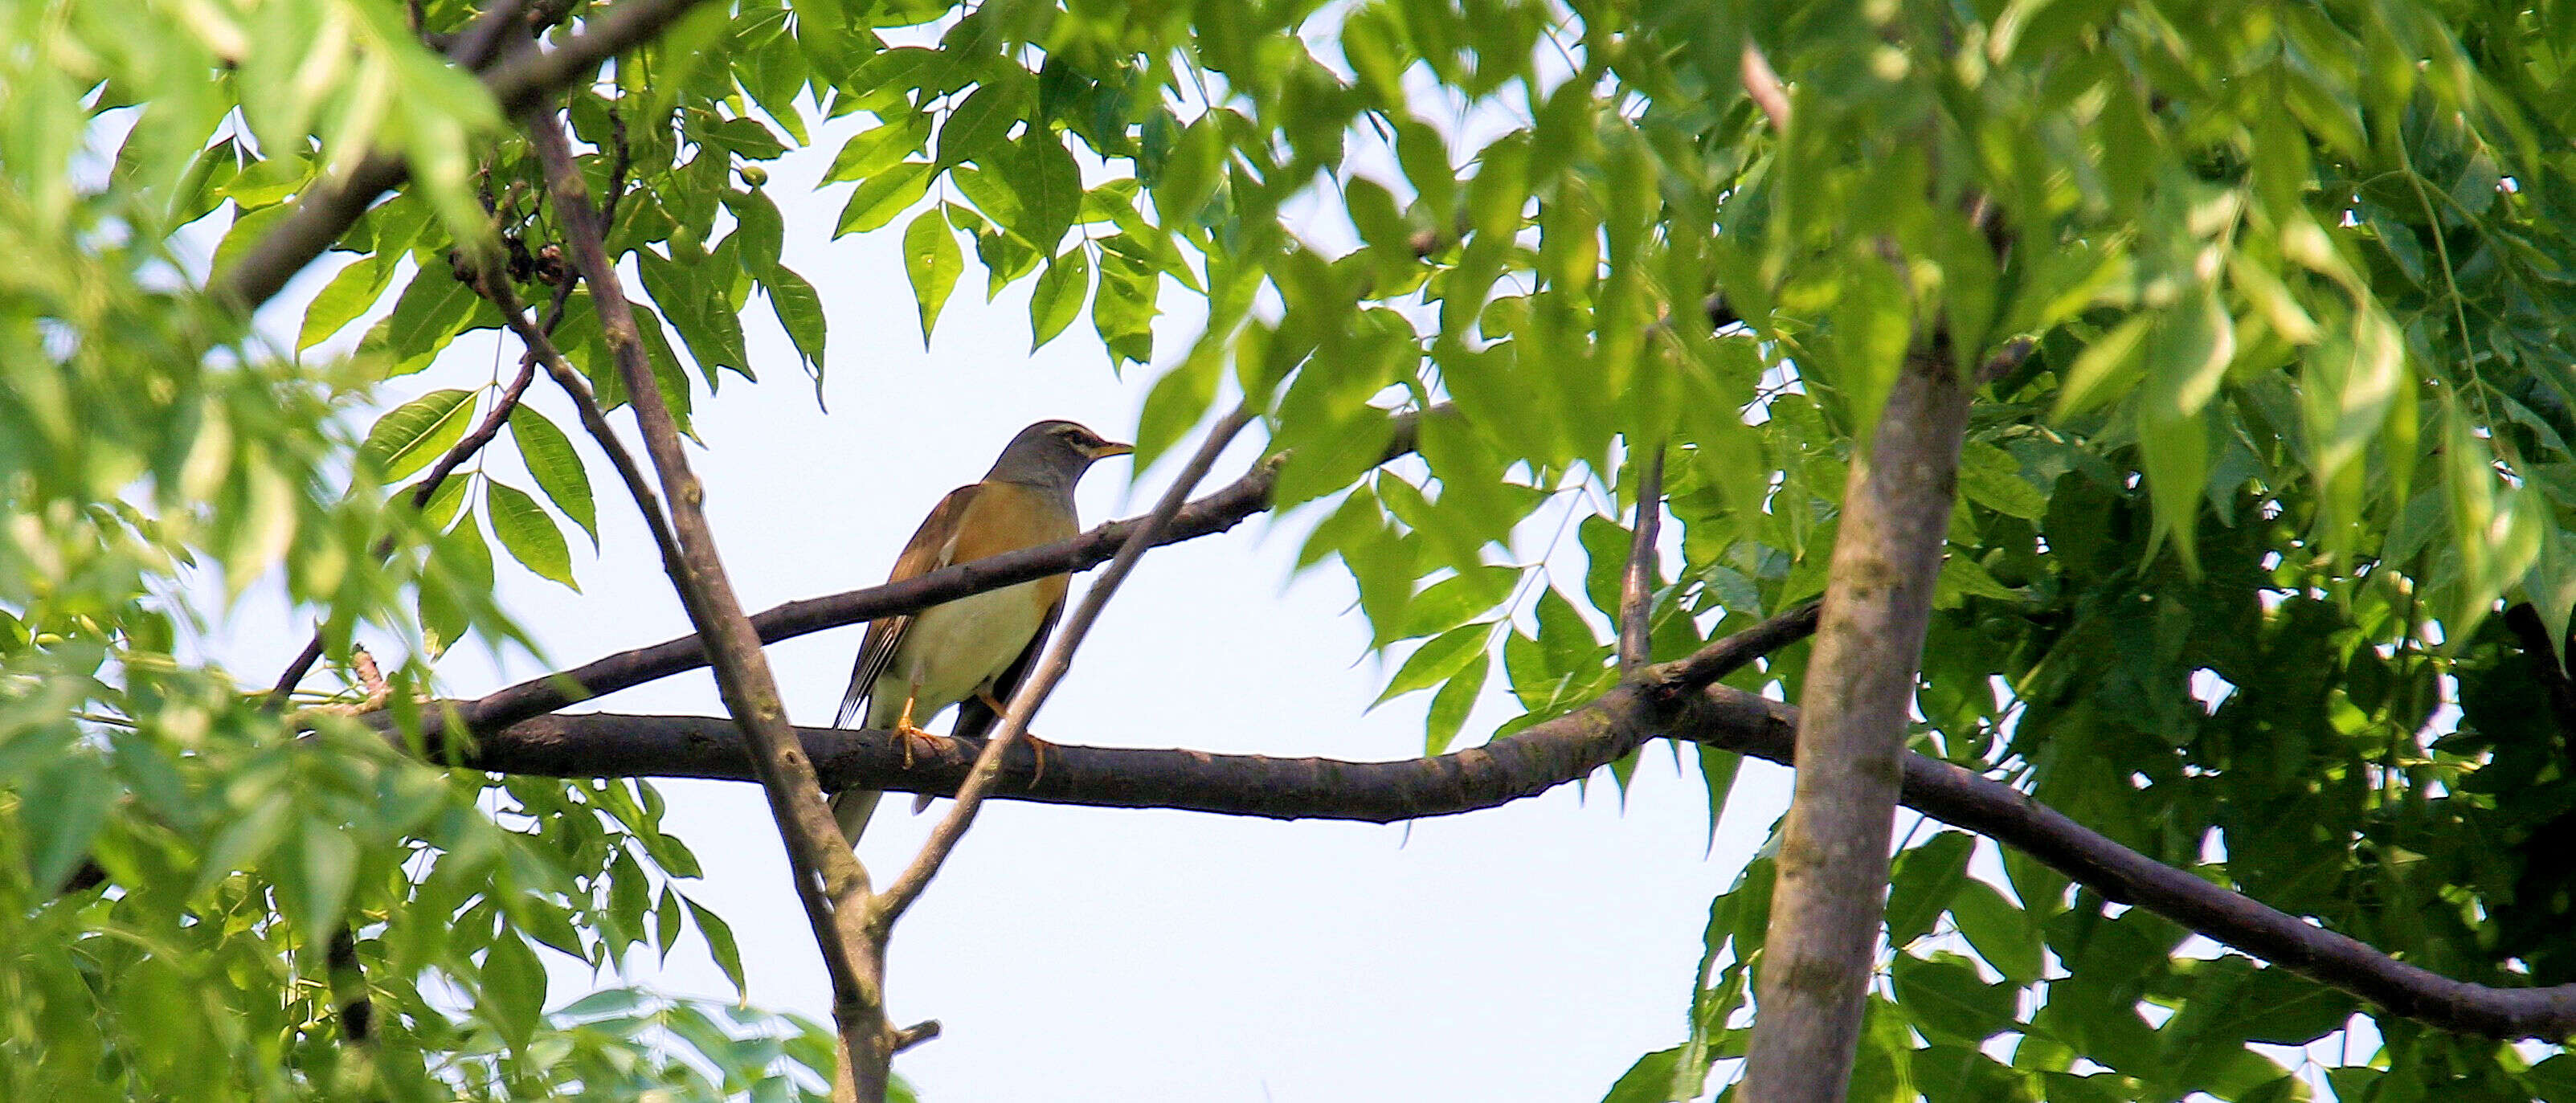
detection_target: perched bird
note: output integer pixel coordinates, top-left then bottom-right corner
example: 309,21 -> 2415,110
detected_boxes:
830,419 -> 1132,845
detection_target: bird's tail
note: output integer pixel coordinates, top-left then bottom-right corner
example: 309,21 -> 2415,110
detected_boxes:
830,787 -> 882,848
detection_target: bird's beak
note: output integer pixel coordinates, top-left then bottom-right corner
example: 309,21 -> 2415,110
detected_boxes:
1086,439 -> 1135,460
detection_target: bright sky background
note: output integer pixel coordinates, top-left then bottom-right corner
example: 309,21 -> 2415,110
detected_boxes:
182,99 -> 1822,1100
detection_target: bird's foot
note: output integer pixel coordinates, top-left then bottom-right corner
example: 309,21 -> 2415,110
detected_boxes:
1021,731 -> 1057,788
897,723 -> 938,769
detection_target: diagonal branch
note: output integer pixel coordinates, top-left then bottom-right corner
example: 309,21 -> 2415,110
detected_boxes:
1617,445 -> 1666,675
214,0 -> 720,314
525,108 -> 887,1100
868,407 -> 1254,933
427,406 -> 1443,741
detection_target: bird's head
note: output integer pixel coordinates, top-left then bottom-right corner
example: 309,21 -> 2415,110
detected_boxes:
987,419 -> 1133,488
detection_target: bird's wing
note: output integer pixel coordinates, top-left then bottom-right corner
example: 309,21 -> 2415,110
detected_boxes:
836,484 -> 981,729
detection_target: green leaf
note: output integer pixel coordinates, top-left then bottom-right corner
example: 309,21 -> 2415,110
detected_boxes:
1376,623 -> 1490,706
2141,286 -> 2239,423
378,269 -> 484,367
1957,443 -> 2049,521
902,209 -> 962,346
1950,880 -> 2044,986
480,933 -> 547,1048
486,481 -> 577,590
359,389 -> 479,482
1890,951 -> 2018,1044
1884,831 -> 1973,946
721,188 -> 785,276
22,756 -> 114,893
1398,566 -> 1519,639
1135,345 -> 1221,471
820,113 -> 927,185
936,78 -> 1028,168
1934,551 -> 2025,609
1533,584 -> 1602,672
419,515 -> 493,655
1028,247 -> 1091,350
2230,965 -> 2361,1045
189,796 -> 292,900
1425,658 -> 1486,756
655,884 -> 685,963
847,47 -> 956,108
292,819 -> 359,937
1598,1047 -> 1685,1103
557,987 -> 650,1019
509,406 -> 595,544
298,255 -> 395,351
2054,313 -> 2152,418
210,201 -> 290,283
834,161 -> 930,237
1012,137 -> 1083,255
1092,251 -> 1159,367
687,897 -> 748,995
764,264 -> 828,375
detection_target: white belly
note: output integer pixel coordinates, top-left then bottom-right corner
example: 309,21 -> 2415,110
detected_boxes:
865,581 -> 1049,729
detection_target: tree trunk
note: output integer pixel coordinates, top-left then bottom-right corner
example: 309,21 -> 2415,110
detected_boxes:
1740,349 -> 1971,1101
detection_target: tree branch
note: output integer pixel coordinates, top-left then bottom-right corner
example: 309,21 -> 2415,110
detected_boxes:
1743,346 -> 1973,1102
1740,42 -> 1790,133
525,108 -> 887,1100
425,405 -> 1441,742
1617,445 -> 1665,675
457,649 -> 2576,1043
213,0 -> 719,314
868,407 -> 1254,933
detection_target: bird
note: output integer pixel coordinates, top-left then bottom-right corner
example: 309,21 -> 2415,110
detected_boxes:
829,419 -> 1132,846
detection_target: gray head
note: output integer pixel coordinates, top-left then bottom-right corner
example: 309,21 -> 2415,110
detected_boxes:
983,419 -> 1133,492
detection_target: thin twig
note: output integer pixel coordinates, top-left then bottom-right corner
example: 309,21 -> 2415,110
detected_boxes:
525,106 -> 889,1101
1740,42 -> 1790,133
866,406 -> 1257,933
1617,445 -> 1665,675
440,0 -> 529,70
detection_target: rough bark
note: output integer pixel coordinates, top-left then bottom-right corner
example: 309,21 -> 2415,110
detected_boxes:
1741,349 -> 1973,1102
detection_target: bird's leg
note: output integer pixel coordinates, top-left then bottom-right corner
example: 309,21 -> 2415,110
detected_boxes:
979,688 -> 1054,786
895,692 -> 937,769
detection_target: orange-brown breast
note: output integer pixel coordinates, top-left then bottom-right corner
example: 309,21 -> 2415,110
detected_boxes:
946,480 -> 1077,611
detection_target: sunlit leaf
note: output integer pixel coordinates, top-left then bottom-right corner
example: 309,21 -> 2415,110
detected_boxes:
509,406 -> 595,544
903,208 -> 963,346
359,388 -> 479,482
487,480 -> 577,590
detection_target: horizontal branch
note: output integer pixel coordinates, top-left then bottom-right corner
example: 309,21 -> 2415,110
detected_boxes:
457,648 -> 2576,1042
435,406 -> 1440,740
